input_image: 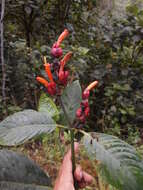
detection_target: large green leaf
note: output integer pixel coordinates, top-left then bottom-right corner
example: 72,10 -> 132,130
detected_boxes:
61,80 -> 82,124
0,110 -> 56,146
0,150 -> 51,190
38,93 -> 59,121
0,182 -> 52,190
82,132 -> 143,190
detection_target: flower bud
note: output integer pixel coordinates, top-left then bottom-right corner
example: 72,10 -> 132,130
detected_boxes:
81,99 -> 89,108
84,107 -> 90,117
51,47 -> 63,58
82,90 -> 90,99
59,70 -> 69,85
79,115 -> 86,123
47,82 -> 57,95
65,71 -> 69,78
76,108 -> 82,118
59,70 -> 65,81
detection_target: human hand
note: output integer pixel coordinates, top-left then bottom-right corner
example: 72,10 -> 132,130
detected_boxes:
54,143 -> 93,190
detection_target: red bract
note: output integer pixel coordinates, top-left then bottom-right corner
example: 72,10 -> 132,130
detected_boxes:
82,90 -> 90,99
84,107 -> 90,117
51,29 -> 69,58
51,44 -> 63,58
76,108 -> 82,118
58,52 -> 72,85
58,70 -> 69,85
47,82 -> 57,95
60,52 -> 72,70
81,99 -> 89,108
79,115 -> 86,123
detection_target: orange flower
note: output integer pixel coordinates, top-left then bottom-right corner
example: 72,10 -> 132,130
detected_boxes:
82,81 -> 98,99
58,52 -> 72,85
43,56 -> 54,82
36,77 -> 49,88
86,81 -> 98,91
36,57 -> 57,95
44,63 -> 54,82
57,29 -> 69,47
60,52 -> 72,71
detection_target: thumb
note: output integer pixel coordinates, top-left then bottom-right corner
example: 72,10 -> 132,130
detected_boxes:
62,142 -> 79,174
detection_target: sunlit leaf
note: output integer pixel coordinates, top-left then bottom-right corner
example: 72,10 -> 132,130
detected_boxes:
78,47 -> 90,55
38,93 -> 59,121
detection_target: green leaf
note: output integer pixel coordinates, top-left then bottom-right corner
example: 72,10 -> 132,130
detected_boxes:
38,93 -> 59,121
82,132 -> 143,190
0,182 -> 52,190
126,4 -> 139,16
61,80 -> 82,124
0,150 -> 51,190
78,47 -> 90,55
0,110 -> 56,146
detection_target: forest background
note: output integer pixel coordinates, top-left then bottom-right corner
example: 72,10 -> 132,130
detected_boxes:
0,0 -> 143,189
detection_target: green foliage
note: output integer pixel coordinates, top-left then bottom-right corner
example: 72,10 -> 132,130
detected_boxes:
1,1 -> 143,189
0,183 -> 52,190
0,150 -> 51,189
0,110 -> 56,146
82,132 -> 143,190
61,80 -> 82,124
38,93 -> 59,121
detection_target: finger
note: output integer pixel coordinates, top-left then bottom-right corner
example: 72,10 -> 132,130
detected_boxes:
74,165 -> 83,181
82,171 -> 94,185
78,182 -> 87,189
61,142 -> 79,174
78,172 -> 93,188
65,142 -> 79,159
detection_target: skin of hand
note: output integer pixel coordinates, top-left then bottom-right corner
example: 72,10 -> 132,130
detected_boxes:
54,142 -> 93,190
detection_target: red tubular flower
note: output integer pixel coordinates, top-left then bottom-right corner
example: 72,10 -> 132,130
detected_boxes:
36,57 -> 57,95
36,77 -> 49,88
51,29 -> 69,58
57,29 -> 69,47
58,52 -> 72,85
76,81 -> 98,123
82,81 -> 98,99
44,63 -> 54,82
60,52 -> 72,71
86,81 -> 98,91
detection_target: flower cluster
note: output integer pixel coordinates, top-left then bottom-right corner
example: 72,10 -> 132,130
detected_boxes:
37,29 -> 99,125
36,29 -> 72,95
76,81 -> 98,123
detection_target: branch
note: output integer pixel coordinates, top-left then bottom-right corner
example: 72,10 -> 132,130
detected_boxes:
57,96 -> 78,190
1,0 -> 5,21
1,0 -> 6,108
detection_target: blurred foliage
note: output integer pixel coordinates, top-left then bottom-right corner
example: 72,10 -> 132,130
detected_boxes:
1,0 -> 143,146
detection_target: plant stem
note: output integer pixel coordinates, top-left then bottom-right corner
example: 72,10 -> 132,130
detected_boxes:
70,129 -> 76,174
57,96 -> 78,189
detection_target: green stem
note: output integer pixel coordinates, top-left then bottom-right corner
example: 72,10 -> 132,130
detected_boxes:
70,129 -> 76,174
57,96 -> 78,189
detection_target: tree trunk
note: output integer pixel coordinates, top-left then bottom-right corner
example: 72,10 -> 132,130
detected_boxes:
0,0 -> 6,110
